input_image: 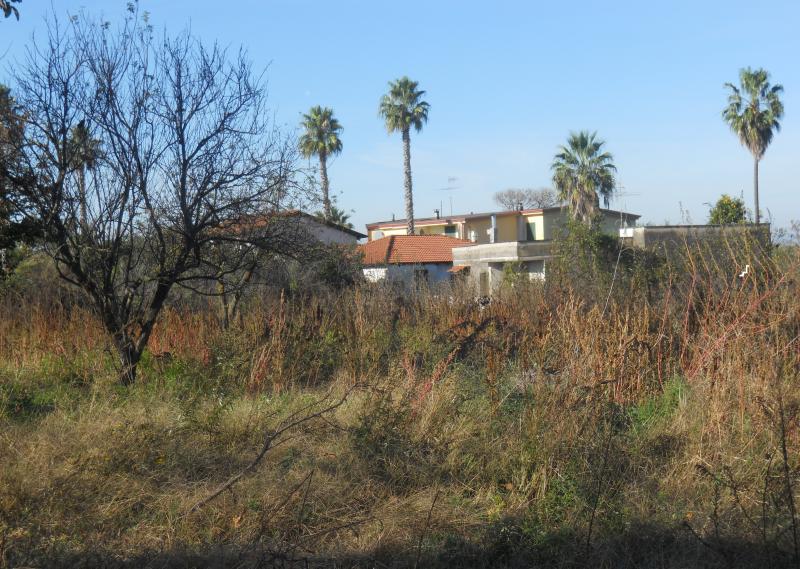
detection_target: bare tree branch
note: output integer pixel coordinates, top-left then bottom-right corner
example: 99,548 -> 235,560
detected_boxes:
188,386 -> 353,514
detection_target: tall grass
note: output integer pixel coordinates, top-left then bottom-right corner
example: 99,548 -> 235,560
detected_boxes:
0,237 -> 798,567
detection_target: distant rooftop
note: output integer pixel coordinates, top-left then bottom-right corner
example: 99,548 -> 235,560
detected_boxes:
366,207 -> 640,229
358,235 -> 474,265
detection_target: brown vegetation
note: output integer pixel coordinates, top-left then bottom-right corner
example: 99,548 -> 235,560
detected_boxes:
0,235 -> 799,568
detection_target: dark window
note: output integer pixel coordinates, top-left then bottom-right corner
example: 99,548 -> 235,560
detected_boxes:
525,221 -> 536,241
444,224 -> 457,237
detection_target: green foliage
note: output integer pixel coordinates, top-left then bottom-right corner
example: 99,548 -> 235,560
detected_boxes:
1,85 -> 41,254
501,261 -> 527,287
300,106 -> 343,220
315,205 -> 354,229
350,393 -> 443,492
379,76 -> 430,135
1,0 -> 21,19
722,67 -> 784,224
549,218 -> 667,306
723,67 -> 784,162
299,106 -> 343,160
708,194 -> 747,224
628,376 -> 688,434
551,131 -> 616,222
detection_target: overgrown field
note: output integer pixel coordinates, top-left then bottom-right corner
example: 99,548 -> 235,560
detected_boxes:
1,239 -> 799,568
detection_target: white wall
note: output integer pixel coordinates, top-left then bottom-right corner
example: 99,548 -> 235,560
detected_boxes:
299,216 -> 360,245
362,263 -> 453,286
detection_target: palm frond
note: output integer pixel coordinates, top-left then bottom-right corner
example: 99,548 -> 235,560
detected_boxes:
550,130 -> 616,222
299,105 -> 343,160
378,76 -> 430,135
722,67 -> 783,161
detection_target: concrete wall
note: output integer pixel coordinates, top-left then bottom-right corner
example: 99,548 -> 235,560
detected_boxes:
621,224 -> 772,270
453,241 -> 552,293
540,209 -> 636,240
625,224 -> 771,250
464,217 -> 492,244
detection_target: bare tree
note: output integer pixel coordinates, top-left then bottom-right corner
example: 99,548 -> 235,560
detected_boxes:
493,187 -> 559,210
3,6 -> 305,384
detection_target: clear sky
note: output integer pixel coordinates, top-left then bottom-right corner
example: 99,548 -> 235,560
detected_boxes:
2,0 -> 798,233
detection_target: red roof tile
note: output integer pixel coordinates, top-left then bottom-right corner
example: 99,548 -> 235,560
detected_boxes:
359,235 -> 474,265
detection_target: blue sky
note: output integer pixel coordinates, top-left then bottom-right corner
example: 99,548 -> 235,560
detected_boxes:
2,1 -> 798,232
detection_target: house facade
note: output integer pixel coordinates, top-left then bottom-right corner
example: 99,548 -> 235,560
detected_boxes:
366,207 -> 638,245
357,235 -> 474,286
366,207 -> 640,293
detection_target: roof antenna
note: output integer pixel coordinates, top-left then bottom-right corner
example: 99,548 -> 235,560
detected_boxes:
436,176 -> 460,217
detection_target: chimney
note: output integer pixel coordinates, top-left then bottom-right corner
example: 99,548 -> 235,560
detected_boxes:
434,208 -> 440,219
517,202 -> 524,211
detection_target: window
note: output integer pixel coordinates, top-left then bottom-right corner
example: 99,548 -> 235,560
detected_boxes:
444,224 -> 458,237
525,221 -> 536,241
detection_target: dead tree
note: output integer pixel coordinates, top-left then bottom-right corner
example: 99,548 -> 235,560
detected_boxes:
4,6 -> 305,384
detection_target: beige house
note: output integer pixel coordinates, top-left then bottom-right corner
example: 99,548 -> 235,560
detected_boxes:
366,207 -> 639,293
366,207 -> 637,244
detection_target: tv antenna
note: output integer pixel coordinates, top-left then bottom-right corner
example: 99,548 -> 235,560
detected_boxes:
435,176 -> 460,216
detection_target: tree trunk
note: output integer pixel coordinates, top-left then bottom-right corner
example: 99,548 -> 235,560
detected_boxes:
319,151 -> 331,220
79,166 -> 87,228
109,280 -> 173,386
402,128 -> 414,235
115,334 -> 143,386
753,157 -> 760,225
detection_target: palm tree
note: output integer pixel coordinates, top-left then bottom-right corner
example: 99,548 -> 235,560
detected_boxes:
722,67 -> 784,225
299,106 -> 343,220
68,120 -> 101,228
1,0 -> 21,19
379,77 -> 429,235
551,131 -> 616,223
316,205 -> 354,229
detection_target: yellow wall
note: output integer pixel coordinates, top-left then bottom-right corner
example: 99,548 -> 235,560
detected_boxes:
417,223 -> 459,236
524,214 -> 545,240
369,210 -> 634,242
369,222 -> 463,240
369,227 -> 407,240
497,215 -> 518,242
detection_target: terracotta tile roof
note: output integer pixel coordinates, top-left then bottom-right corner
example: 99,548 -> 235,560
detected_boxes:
358,235 -> 474,265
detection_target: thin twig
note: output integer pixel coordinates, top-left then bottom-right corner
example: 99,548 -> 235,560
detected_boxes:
188,387 -> 351,514
414,487 -> 441,569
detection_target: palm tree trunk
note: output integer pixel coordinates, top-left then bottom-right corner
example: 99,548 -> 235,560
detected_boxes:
402,128 -> 414,235
753,157 -> 760,225
319,151 -> 331,220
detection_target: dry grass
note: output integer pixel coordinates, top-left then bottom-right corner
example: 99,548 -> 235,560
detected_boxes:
0,238 -> 799,568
